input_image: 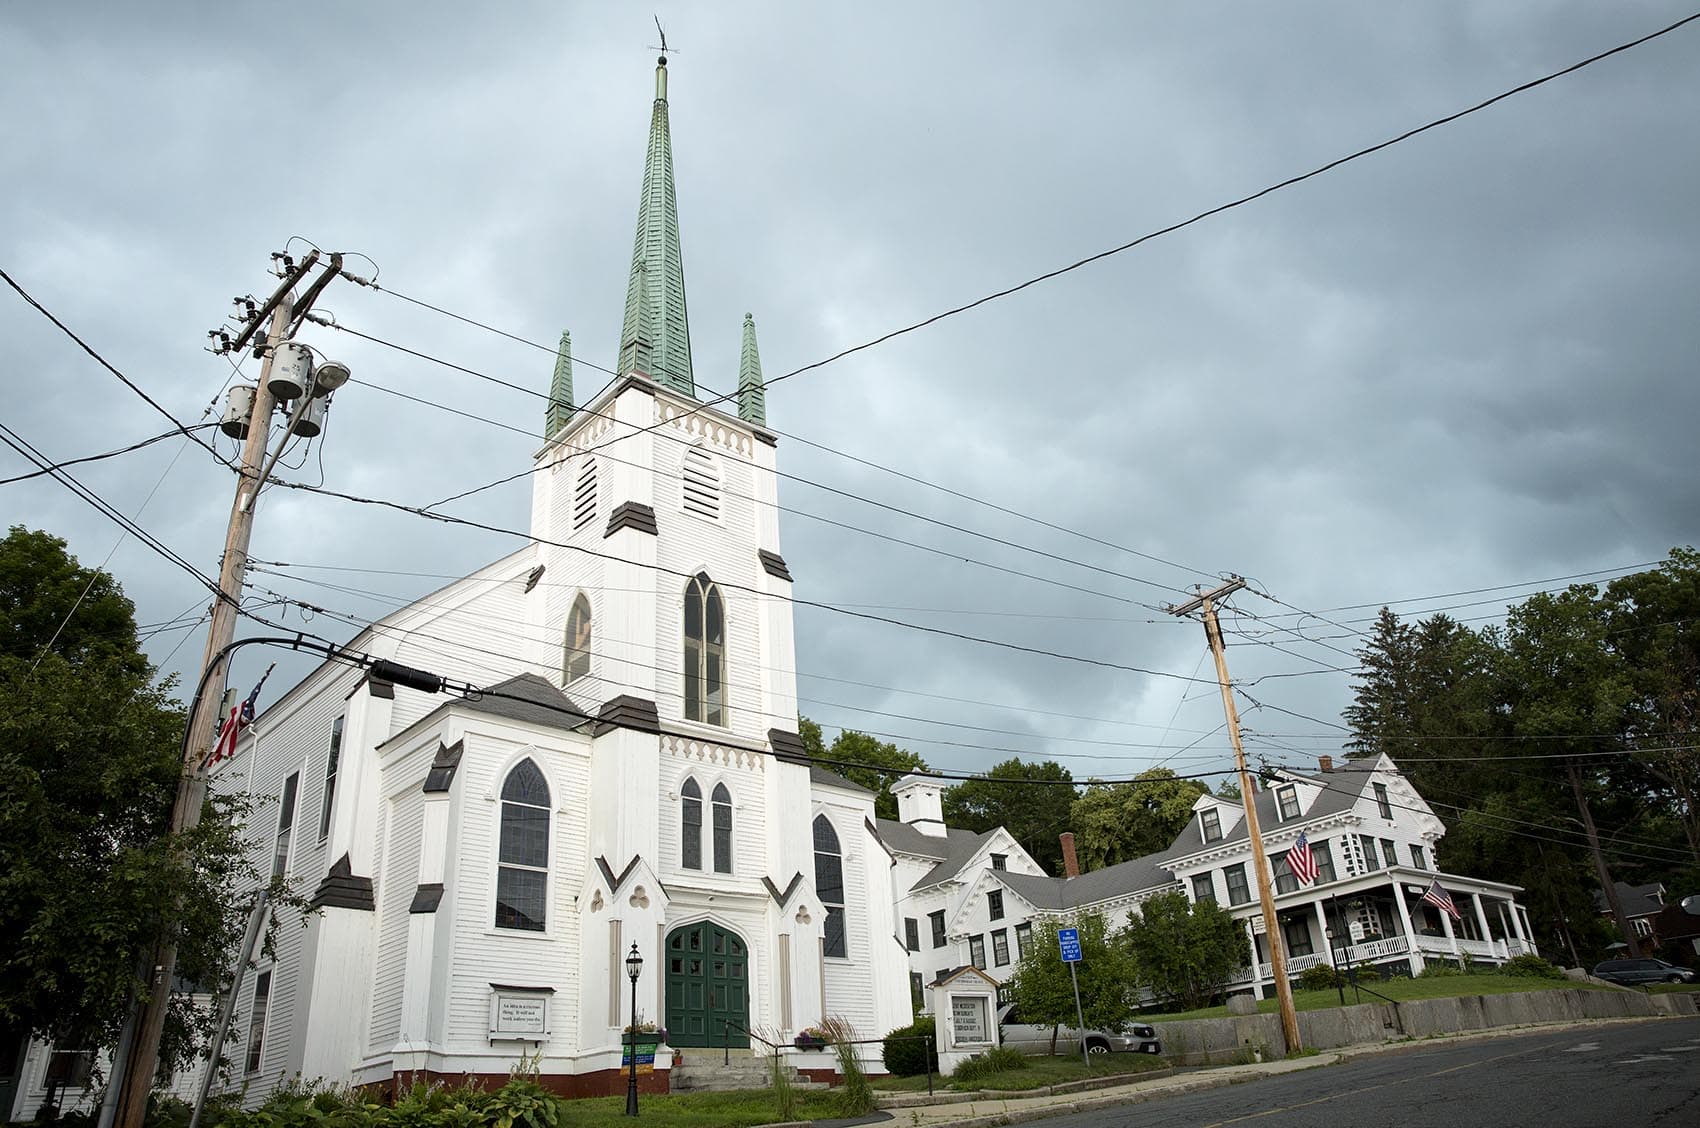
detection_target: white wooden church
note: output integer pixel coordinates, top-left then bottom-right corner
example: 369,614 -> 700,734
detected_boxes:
208,54 -> 913,1099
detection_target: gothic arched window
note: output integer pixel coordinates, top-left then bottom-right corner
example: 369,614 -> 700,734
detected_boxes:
680,776 -> 703,870
813,814 -> 846,958
712,782 -> 733,874
564,593 -> 591,683
496,759 -> 550,931
683,573 -> 725,725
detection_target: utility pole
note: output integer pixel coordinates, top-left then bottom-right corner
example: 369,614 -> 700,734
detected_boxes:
113,252 -> 337,1128
1168,576 -> 1302,1055
1568,758 -> 1642,958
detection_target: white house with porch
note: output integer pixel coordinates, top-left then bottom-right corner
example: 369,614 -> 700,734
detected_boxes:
876,754 -> 1535,1005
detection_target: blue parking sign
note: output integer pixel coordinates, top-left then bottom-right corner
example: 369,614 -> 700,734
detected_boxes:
1057,927 -> 1082,963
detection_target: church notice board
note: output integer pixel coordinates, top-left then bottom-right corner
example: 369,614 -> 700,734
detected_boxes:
488,986 -> 551,1041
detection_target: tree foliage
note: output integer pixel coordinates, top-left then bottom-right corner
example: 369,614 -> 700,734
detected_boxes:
1121,890 -> 1247,1011
1069,768 -> 1206,870
943,758 -> 1076,875
798,718 -> 927,820
0,526 -> 262,1070
1341,549 -> 1700,965
1005,912 -> 1134,1046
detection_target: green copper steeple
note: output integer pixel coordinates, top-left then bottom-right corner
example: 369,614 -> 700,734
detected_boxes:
617,56 -> 695,398
737,313 -> 765,426
545,329 -> 573,437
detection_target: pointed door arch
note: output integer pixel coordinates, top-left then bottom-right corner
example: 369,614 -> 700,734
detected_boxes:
663,921 -> 749,1047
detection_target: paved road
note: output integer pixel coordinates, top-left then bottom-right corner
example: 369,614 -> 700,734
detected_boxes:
1034,1017 -> 1700,1128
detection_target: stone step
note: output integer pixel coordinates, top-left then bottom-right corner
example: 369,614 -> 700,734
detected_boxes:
669,1056 -> 824,1093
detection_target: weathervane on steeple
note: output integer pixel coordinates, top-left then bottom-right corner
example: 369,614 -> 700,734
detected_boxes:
649,16 -> 679,67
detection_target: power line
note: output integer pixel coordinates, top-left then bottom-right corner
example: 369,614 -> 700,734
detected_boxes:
267,473 -> 1323,689
0,423 -> 220,487
1,267 -> 231,469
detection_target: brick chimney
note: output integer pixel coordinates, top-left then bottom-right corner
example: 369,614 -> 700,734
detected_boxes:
1319,754 -> 1334,773
1059,832 -> 1080,878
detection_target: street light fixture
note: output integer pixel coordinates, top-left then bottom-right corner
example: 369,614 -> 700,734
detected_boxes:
625,943 -> 643,1117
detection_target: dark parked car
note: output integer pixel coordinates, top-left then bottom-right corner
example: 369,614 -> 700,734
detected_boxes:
997,1004 -> 1161,1055
1591,958 -> 1696,986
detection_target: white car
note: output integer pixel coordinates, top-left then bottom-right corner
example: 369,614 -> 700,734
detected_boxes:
997,1003 -> 1162,1056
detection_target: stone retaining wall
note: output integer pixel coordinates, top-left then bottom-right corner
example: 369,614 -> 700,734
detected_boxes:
1155,988 -> 1682,1065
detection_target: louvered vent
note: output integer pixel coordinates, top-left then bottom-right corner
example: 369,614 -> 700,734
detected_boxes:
573,458 -> 597,529
682,447 -> 720,519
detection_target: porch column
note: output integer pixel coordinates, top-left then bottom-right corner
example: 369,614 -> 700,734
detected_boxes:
1505,900 -> 1527,945
1471,893 -> 1494,957
1312,901 -> 1333,968
1245,919 -> 1261,991
1437,892 -> 1462,965
1391,881 -> 1425,974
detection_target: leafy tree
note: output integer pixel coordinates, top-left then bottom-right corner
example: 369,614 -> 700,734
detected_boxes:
1121,890 -> 1247,1011
1069,768 -> 1205,870
0,527 -> 262,1072
798,718 -> 927,820
1603,549 -> 1700,869
943,758 -> 1076,875
1005,912 -> 1134,1051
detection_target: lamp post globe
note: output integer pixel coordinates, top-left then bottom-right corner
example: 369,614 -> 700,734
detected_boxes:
625,943 -> 643,1116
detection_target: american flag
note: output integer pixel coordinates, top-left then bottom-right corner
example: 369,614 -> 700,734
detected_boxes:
1287,830 -> 1320,886
206,664 -> 273,768
1420,879 -> 1463,921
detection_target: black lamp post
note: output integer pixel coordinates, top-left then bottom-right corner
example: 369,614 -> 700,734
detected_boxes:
625,943 -> 643,1117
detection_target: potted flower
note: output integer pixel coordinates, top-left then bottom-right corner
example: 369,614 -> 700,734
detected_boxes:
793,1025 -> 830,1050
622,1019 -> 666,1065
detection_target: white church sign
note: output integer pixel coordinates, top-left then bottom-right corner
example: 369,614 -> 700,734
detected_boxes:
489,986 -> 551,1040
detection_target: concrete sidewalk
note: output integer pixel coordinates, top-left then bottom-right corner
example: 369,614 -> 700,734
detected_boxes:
867,1015 -> 1681,1128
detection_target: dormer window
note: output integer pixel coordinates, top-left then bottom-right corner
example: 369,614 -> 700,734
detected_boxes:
1276,786 -> 1301,821
1201,808 -> 1222,843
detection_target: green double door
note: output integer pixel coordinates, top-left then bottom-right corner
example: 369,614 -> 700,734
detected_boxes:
664,922 -> 748,1047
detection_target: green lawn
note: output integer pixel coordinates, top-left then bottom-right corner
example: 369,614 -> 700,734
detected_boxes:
563,1088 -> 851,1127
873,1052 -> 1169,1093
1136,973 -> 1610,1022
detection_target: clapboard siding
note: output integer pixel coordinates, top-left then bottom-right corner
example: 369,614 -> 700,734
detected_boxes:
442,733 -> 593,1054
368,787 -> 425,1054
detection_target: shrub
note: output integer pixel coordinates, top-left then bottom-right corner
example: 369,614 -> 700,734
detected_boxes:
1297,964 -> 1342,991
1502,953 -> 1566,980
950,1046 -> 1027,1085
882,1015 -> 939,1077
1417,962 -> 1464,978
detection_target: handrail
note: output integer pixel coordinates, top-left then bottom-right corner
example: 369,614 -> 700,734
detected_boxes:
722,1018 -> 783,1064
716,1021 -> 936,1097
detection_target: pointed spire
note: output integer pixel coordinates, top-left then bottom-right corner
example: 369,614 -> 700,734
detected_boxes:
545,330 -> 573,437
737,313 -> 766,426
617,55 -> 695,398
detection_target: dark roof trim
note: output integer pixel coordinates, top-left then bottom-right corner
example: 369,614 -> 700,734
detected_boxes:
410,883 -> 445,913
597,854 -> 643,895
524,565 -> 546,592
311,854 -> 375,911
605,501 -> 658,538
423,740 -> 464,793
762,873 -> 805,907
490,982 -> 557,994
758,550 -> 792,582
866,817 -> 897,865
595,695 -> 660,736
769,728 -> 809,765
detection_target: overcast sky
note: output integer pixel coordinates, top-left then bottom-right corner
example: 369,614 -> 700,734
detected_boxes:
4,2 -> 1696,788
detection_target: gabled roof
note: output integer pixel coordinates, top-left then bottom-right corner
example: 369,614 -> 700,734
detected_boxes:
993,853 -> 1179,912
1595,881 -> 1665,917
873,818 -> 999,890
1167,759 -> 1376,858
810,764 -> 874,795
460,673 -> 592,730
